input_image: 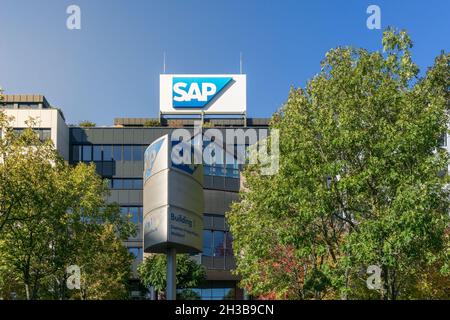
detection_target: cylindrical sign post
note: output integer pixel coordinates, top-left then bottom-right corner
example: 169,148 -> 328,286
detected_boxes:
166,248 -> 177,300
143,135 -> 203,301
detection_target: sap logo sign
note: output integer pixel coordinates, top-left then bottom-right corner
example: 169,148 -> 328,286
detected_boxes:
144,139 -> 164,181
173,77 -> 232,108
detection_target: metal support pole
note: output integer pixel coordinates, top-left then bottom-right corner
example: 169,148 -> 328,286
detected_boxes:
149,286 -> 156,300
166,248 -> 176,300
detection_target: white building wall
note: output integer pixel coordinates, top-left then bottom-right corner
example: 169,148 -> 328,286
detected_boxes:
2,109 -> 69,160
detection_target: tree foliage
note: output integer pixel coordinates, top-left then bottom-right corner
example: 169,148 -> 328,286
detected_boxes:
78,121 -> 96,128
227,29 -> 450,300
0,112 -> 135,299
138,254 -> 206,299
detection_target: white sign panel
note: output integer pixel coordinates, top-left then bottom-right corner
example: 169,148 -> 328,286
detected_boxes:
160,74 -> 246,114
143,135 -> 204,253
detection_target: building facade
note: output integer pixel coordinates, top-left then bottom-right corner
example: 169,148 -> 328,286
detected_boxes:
1,94 -> 269,300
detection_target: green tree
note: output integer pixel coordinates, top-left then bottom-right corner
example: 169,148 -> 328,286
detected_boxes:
0,113 -> 135,299
138,254 -> 206,300
227,28 -> 450,300
143,119 -> 161,127
78,120 -> 96,128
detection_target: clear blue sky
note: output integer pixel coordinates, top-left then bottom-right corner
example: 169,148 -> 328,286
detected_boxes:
0,0 -> 448,125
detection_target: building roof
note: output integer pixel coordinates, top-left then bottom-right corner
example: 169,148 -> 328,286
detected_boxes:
1,94 -> 51,108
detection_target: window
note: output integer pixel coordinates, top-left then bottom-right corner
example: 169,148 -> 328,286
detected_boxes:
112,179 -> 123,189
73,145 -> 81,162
123,179 -> 133,189
113,145 -> 122,161
213,231 -> 225,257
41,129 -> 51,141
133,179 -> 143,189
103,145 -> 113,161
203,230 -> 213,257
440,134 -> 447,147
93,145 -> 102,161
19,103 -> 40,109
11,128 -> 51,143
82,145 -> 92,162
224,232 -> 233,256
202,229 -> 233,258
129,207 -> 139,223
178,287 -> 235,300
120,207 -> 142,224
212,288 -> 226,300
133,145 -> 143,161
123,145 -> 132,161
204,163 -> 240,179
110,179 -> 143,190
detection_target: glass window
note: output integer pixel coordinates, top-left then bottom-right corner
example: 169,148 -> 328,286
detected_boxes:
133,179 -> 143,190
213,231 -> 225,257
202,230 -> 213,257
224,232 -> 233,256
41,129 -> 51,141
102,162 -> 114,177
129,207 -> 139,223
113,145 -> 122,161
212,288 -> 225,300
133,145 -> 143,161
103,145 -> 113,161
82,145 -> 92,162
200,288 -> 212,300
72,145 -> 81,162
123,145 -> 132,161
123,179 -> 133,189
93,145 -> 102,161
440,134 -> 447,147
113,179 -> 123,189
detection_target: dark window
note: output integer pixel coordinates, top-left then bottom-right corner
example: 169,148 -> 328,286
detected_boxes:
113,145 -> 122,161
102,161 -> 114,177
73,145 -> 81,162
224,232 -> 233,256
203,230 -> 213,257
133,145 -> 143,161
93,145 -> 102,161
440,134 -> 447,147
103,145 -> 113,161
123,145 -> 132,161
82,145 -> 92,162
213,231 -> 225,257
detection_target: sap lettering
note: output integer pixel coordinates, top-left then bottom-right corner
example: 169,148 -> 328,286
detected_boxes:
173,82 -> 216,102
172,77 -> 232,108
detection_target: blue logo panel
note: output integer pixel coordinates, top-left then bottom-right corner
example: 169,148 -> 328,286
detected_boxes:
172,77 -> 232,108
144,139 -> 164,181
